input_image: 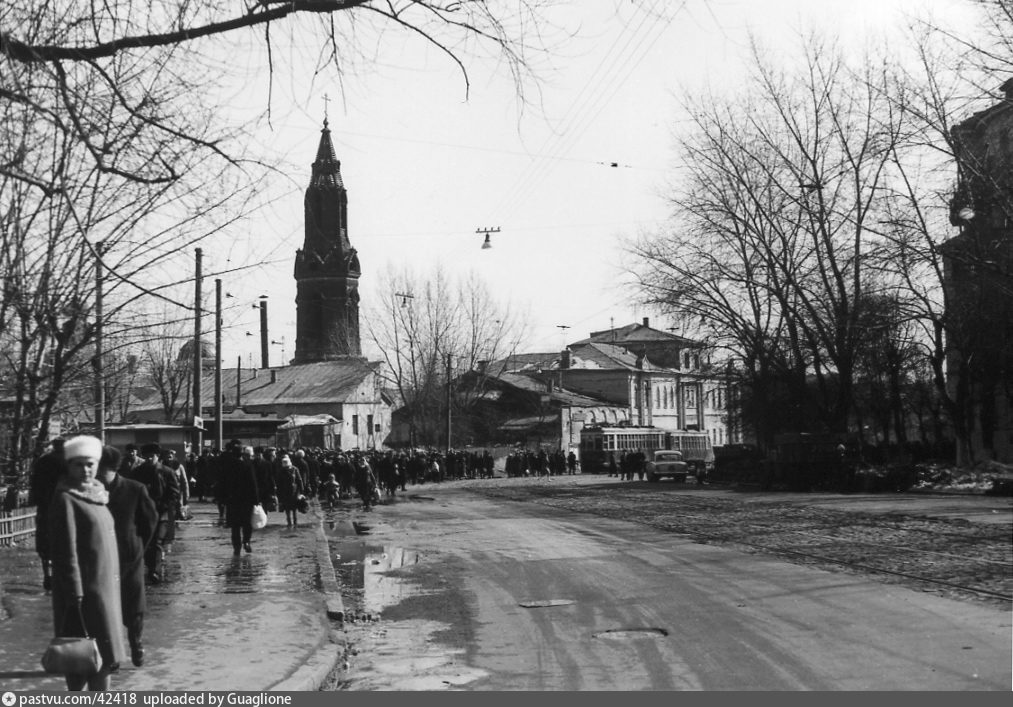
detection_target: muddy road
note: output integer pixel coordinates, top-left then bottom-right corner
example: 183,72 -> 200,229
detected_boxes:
322,478 -> 1011,691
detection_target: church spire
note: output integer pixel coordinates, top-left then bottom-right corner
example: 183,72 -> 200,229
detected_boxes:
310,121 -> 344,190
293,116 -> 362,364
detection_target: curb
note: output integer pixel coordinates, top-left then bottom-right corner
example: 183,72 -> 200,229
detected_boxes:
315,508 -> 346,621
269,631 -> 344,691
268,505 -> 346,691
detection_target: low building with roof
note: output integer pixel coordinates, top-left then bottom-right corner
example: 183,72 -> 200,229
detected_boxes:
122,360 -> 392,451
448,320 -> 740,455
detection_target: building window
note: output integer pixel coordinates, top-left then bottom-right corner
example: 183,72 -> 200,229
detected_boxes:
367,414 -> 374,434
684,386 -> 696,407
352,414 -> 359,435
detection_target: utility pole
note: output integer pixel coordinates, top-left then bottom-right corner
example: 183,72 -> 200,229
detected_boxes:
93,241 -> 105,442
193,248 -> 203,451
258,297 -> 269,368
215,278 -> 223,452
556,324 -> 570,390
446,352 -> 453,453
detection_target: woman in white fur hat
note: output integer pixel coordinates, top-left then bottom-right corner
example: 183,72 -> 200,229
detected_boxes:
48,435 -> 126,691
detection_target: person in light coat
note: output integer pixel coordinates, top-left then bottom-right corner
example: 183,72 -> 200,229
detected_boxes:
48,435 -> 126,691
274,454 -> 305,528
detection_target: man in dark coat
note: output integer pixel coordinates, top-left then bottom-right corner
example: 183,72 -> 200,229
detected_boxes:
29,439 -> 65,591
292,449 -> 311,495
253,447 -> 278,511
222,442 -> 259,554
118,444 -> 142,477
125,443 -> 180,583
98,446 -> 157,668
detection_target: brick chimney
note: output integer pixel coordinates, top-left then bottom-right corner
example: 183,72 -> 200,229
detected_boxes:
560,348 -> 571,369
643,317 -> 650,327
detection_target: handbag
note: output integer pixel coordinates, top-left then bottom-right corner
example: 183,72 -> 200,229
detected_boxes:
41,603 -> 101,675
296,494 -> 309,514
251,503 -> 268,530
264,494 -> 278,512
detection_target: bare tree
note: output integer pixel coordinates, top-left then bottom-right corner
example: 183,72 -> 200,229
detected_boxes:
0,1 -> 576,191
0,68 -> 256,488
630,35 -> 908,444
138,315 -> 195,423
366,264 -> 527,447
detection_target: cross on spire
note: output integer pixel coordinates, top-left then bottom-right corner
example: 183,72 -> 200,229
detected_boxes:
323,93 -> 331,127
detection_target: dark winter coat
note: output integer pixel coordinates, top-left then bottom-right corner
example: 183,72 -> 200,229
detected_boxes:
48,481 -> 126,671
30,452 -> 64,559
126,459 -> 181,545
221,454 -> 259,528
274,465 -> 304,512
254,457 -> 277,505
104,474 -> 158,621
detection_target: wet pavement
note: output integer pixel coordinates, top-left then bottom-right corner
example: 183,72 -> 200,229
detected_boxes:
0,501 -> 343,692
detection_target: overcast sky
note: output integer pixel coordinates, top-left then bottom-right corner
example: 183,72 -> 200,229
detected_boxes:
200,0 -> 976,368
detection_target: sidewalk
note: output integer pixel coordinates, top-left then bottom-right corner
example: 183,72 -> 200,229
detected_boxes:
0,501 -> 344,692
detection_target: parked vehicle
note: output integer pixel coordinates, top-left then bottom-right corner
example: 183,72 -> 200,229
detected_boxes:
645,450 -> 688,483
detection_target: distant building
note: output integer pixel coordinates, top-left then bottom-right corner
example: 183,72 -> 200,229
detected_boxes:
943,79 -> 1012,464
450,320 -> 740,455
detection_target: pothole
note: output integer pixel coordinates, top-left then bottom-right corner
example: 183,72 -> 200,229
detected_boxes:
593,628 -> 669,640
518,599 -> 575,608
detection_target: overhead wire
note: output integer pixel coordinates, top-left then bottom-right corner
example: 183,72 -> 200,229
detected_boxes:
487,0 -> 677,226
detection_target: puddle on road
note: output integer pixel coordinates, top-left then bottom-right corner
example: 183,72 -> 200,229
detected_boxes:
341,619 -> 488,691
593,628 -> 670,640
518,599 -> 576,608
328,537 -> 423,617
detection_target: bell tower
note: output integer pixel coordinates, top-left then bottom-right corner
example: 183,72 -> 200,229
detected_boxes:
293,118 -> 362,363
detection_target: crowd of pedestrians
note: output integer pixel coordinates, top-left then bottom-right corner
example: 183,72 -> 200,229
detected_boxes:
605,450 -> 649,481
186,445 -> 500,515
25,434 -> 588,690
503,448 -> 579,477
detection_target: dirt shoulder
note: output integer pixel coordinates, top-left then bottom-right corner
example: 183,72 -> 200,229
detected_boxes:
458,475 -> 1013,609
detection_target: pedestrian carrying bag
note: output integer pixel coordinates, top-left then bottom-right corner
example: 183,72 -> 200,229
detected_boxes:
41,604 -> 101,675
251,503 -> 268,530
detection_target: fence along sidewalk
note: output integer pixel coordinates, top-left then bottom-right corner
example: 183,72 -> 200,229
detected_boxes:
0,504 -> 36,547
